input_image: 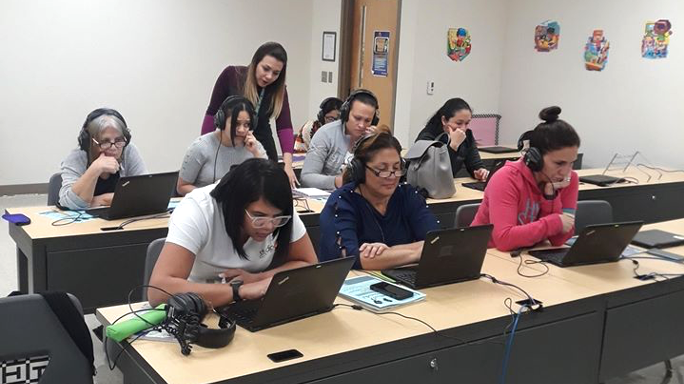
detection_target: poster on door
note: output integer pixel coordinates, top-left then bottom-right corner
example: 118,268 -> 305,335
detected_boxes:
372,30 -> 390,77
642,19 -> 673,59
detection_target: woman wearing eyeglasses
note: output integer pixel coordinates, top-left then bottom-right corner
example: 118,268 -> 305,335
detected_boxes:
318,127 -> 439,270
148,158 -> 317,307
59,108 -> 147,210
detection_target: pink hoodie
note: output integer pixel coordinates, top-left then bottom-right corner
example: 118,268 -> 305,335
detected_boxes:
471,159 -> 579,251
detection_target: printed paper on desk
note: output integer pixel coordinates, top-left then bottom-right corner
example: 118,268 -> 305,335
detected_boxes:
339,275 -> 425,312
293,188 -> 331,199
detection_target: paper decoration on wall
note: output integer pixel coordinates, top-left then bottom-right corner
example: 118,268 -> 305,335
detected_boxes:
534,21 -> 560,52
372,30 -> 390,77
447,28 -> 472,62
642,19 -> 673,59
584,30 -> 610,71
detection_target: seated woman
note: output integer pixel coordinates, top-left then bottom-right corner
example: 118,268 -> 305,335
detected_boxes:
471,106 -> 580,251
59,108 -> 147,210
318,127 -> 439,270
415,98 -> 488,180
293,96 -> 342,153
148,158 -> 317,307
300,89 -> 379,190
177,96 -> 266,196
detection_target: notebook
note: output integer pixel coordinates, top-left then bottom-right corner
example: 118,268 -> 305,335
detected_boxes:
462,160 -> 506,191
529,221 -> 643,267
631,229 -> 684,249
382,225 -> 493,289
85,172 -> 178,220
219,257 -> 355,332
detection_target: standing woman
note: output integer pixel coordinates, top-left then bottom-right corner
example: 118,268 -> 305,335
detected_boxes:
415,98 -> 488,180
201,42 -> 298,187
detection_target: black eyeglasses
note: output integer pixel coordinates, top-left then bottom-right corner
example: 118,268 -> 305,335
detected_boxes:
365,165 -> 406,178
92,138 -> 127,150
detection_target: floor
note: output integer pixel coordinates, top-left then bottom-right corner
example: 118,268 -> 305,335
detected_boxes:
1,193 -> 682,384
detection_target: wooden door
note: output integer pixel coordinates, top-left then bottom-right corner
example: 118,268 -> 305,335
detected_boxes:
348,0 -> 400,129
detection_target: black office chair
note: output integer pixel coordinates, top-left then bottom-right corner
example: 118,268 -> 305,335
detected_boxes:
142,238 -> 166,301
454,203 -> 481,228
575,200 -> 613,235
0,294 -> 94,384
47,172 -> 62,206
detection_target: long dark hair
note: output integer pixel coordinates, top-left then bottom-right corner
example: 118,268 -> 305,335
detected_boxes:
243,42 -> 288,119
530,106 -> 581,155
217,96 -> 255,146
210,158 -> 293,260
424,98 -> 472,135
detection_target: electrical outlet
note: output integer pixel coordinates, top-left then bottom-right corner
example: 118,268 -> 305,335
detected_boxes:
426,81 -> 435,95
321,71 -> 328,83
328,71 -> 333,83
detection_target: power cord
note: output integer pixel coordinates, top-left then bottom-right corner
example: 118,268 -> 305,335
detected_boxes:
480,274 -> 543,311
51,210 -> 85,226
100,211 -> 172,231
515,253 -> 549,278
499,303 -> 530,384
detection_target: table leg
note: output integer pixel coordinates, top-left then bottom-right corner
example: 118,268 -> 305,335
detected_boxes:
16,247 -> 28,293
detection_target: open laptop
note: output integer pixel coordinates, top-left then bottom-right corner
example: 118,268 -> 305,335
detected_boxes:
579,174 -> 625,187
479,146 -> 519,154
462,160 -> 506,191
529,221 -> 643,267
219,257 -> 355,332
631,229 -> 684,249
85,172 -> 178,220
381,224 -> 493,289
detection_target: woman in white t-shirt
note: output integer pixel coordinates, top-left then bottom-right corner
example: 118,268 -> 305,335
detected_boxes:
148,158 -> 317,307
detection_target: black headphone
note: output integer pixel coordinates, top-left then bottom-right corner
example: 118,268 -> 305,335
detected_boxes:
339,89 -> 380,126
347,133 -> 406,184
523,128 -> 544,172
214,95 -> 251,131
317,97 -> 343,125
78,108 -> 131,152
164,292 -> 236,356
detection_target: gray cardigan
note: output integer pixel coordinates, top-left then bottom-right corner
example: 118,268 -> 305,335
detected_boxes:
300,120 -> 353,190
59,144 -> 147,209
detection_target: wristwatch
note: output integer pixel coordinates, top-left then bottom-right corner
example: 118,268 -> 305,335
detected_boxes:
230,280 -> 243,302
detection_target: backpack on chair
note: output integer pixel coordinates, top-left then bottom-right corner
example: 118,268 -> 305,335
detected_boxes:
405,133 -> 456,199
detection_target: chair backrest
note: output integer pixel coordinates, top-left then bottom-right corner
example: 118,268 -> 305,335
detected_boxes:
470,114 -> 501,146
575,200 -> 613,235
0,294 -> 93,384
143,238 -> 166,300
47,173 -> 62,206
455,203 -> 481,228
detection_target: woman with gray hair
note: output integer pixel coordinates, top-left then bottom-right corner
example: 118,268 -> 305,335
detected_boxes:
59,108 -> 147,209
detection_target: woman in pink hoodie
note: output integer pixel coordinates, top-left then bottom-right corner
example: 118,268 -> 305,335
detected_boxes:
471,106 -> 580,251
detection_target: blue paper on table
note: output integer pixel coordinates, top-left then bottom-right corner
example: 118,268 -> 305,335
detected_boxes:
39,210 -> 96,222
565,237 -> 643,257
338,275 -> 425,312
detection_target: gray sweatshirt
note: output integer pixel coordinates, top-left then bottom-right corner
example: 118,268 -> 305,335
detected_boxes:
300,120 -> 353,190
59,144 -> 147,209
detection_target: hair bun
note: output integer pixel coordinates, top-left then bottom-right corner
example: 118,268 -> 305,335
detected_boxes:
539,106 -> 561,123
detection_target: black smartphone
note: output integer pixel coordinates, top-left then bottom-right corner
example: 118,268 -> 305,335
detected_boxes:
267,349 -> 303,363
370,282 -> 413,300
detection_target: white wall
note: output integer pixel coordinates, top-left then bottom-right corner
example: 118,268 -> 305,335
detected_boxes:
0,0 -> 314,186
498,0 -> 684,169
306,0 -> 342,125
394,0 -> 509,147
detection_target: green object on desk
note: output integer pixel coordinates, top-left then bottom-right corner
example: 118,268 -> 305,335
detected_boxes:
106,305 -> 167,342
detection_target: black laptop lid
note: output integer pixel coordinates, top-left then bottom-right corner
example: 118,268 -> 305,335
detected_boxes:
483,160 -> 506,186
631,229 -> 684,249
479,146 -> 519,154
563,221 -> 643,265
414,224 -> 493,287
249,257 -> 355,330
104,172 -> 178,219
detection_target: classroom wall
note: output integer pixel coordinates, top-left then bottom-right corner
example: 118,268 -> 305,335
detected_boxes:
0,0 -> 314,187
394,0 -> 509,147
497,0 -> 684,169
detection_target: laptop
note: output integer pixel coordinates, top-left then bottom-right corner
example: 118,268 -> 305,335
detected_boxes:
631,229 -> 684,249
219,257 -> 355,332
579,174 -> 625,187
529,221 -> 643,267
462,160 -> 506,191
381,225 -> 493,289
85,172 -> 178,220
479,146 -> 519,154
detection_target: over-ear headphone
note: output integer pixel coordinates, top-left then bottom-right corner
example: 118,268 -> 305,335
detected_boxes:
347,133 -> 406,184
523,146 -> 544,172
214,95 -> 251,131
339,89 -> 380,126
164,292 -> 236,356
317,97 -> 343,125
78,108 -> 131,152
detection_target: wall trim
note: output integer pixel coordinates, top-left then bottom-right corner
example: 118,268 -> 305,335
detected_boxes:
0,183 -> 48,196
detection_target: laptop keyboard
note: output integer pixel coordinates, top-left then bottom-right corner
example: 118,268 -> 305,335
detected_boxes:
537,249 -> 568,264
225,305 -> 258,324
388,269 -> 417,285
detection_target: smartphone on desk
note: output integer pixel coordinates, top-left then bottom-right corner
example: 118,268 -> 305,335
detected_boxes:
370,282 -> 413,300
